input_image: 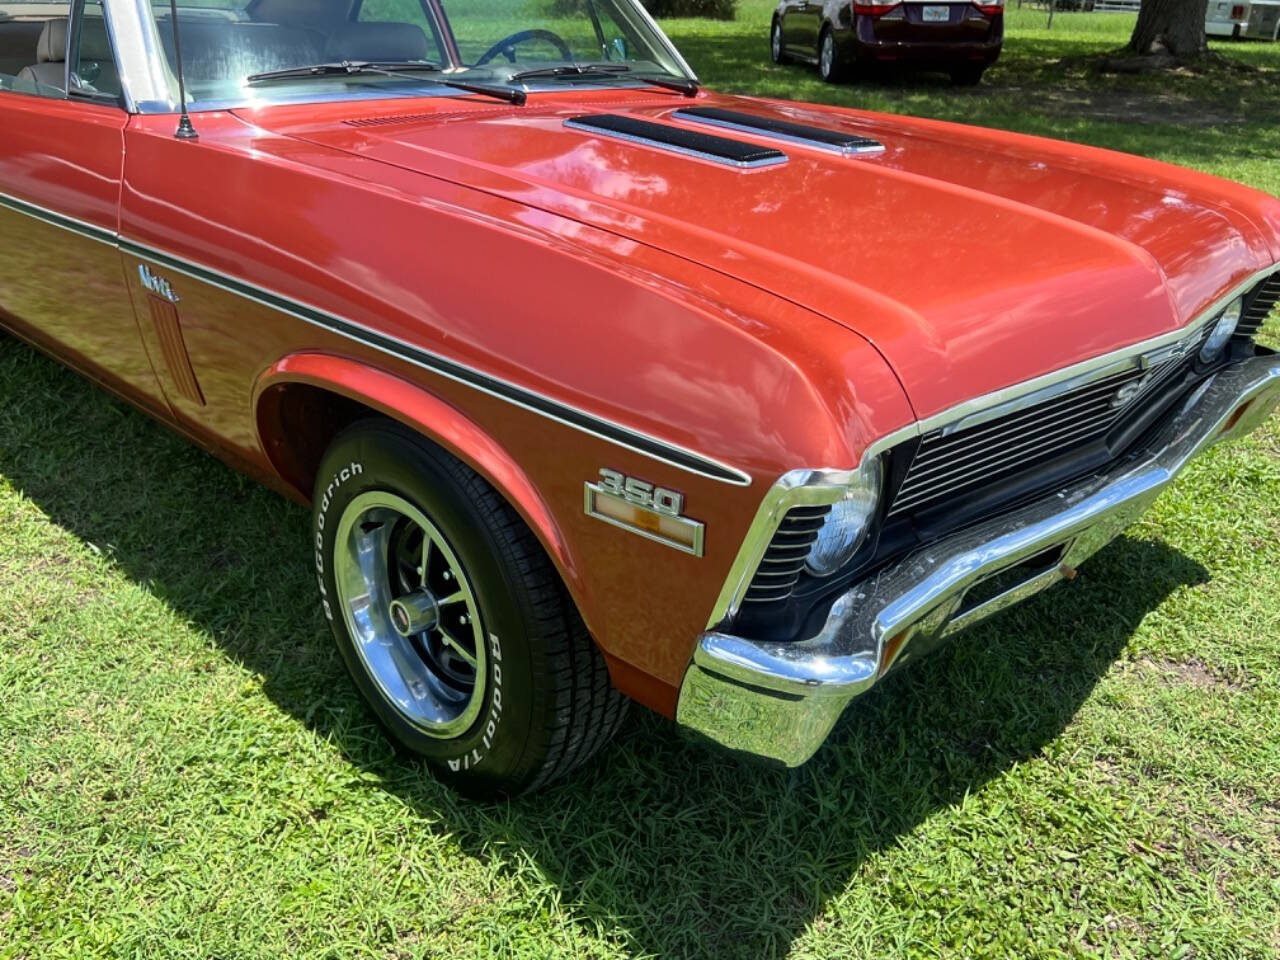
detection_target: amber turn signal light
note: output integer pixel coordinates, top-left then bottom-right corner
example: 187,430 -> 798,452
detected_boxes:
584,485 -> 705,556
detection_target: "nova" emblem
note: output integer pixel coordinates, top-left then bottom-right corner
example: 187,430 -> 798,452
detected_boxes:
138,263 -> 180,304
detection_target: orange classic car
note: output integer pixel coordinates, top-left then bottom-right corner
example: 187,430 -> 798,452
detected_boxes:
1,0 -> 1277,797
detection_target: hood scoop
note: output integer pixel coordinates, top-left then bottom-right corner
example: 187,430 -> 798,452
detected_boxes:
672,106 -> 884,158
564,114 -> 787,169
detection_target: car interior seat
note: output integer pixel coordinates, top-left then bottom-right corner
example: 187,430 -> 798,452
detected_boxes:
16,18 -> 68,93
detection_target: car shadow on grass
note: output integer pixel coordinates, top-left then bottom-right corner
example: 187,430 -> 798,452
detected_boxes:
0,337 -> 1209,959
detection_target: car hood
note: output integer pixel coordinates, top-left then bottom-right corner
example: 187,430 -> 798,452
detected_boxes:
238,92 -> 1280,419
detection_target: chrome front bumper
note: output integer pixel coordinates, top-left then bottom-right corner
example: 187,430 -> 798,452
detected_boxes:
677,355 -> 1280,767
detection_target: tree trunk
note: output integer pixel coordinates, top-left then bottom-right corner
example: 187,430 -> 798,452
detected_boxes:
1128,0 -> 1211,58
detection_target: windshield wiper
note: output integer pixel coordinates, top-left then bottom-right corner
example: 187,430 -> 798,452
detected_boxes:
245,61 -> 527,105
509,63 -> 698,97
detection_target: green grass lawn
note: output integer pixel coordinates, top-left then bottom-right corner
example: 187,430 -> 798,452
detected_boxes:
3,7 -> 1280,959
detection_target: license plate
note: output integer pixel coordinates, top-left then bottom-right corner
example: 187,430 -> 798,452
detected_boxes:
922,5 -> 950,20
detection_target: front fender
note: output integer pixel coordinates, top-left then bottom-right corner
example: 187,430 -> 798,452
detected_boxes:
252,352 -> 589,623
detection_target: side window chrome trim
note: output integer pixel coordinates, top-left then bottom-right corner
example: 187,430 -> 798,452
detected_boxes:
104,0 -> 177,113
64,3 -> 72,95
68,0 -> 126,108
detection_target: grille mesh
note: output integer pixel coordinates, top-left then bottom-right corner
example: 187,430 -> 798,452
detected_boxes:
889,272 -> 1277,522
741,505 -> 830,605
887,343 -> 1198,519
1240,273 -> 1280,339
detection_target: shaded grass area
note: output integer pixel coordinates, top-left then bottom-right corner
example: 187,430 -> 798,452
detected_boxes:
3,8 -> 1280,959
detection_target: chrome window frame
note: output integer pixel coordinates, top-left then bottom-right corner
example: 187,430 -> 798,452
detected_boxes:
618,0 -> 696,80
0,0 -> 127,108
63,3 -> 71,94
100,0 -> 696,116
67,0 -> 135,108
103,0 -> 176,111
706,259 -> 1280,630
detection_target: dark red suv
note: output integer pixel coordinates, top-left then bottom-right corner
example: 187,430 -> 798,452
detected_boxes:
771,0 -> 1004,85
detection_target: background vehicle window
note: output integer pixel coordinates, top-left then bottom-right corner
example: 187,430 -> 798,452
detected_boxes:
0,1 -> 72,97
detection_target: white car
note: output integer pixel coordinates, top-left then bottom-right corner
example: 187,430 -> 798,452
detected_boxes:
1206,0 -> 1280,39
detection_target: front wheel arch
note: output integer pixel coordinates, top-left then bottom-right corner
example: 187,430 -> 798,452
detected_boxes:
314,418 -> 628,795
252,354 -> 589,628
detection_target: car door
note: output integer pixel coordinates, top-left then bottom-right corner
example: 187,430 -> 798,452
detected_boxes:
783,0 -> 823,55
0,0 -> 168,415
778,0 -> 811,53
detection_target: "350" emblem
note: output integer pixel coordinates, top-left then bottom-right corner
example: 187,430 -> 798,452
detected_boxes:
596,469 -> 684,517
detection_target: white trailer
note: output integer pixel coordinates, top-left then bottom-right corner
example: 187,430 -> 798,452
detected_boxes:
1206,0 -> 1280,40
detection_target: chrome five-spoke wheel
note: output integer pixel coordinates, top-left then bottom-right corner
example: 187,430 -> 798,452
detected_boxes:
315,419 -> 628,796
333,490 -> 486,738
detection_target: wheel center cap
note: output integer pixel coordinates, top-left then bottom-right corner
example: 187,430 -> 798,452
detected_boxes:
388,591 -> 440,637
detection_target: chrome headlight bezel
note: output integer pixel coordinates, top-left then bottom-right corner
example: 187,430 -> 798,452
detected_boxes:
1200,297 -> 1243,364
804,457 -> 884,578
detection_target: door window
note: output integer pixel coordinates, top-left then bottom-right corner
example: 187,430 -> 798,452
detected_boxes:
0,0 -> 119,101
71,1 -> 121,100
0,1 -> 71,96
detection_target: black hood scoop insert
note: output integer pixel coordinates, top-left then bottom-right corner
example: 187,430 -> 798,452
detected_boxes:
564,114 -> 787,169
672,106 -> 885,157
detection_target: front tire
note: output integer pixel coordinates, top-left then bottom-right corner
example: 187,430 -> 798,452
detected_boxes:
818,27 -> 847,83
313,419 -> 627,797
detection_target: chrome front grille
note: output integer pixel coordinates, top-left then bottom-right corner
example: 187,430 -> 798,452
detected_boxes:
742,505 -> 829,604
737,269 -> 1278,618
1240,273 -> 1280,339
887,343 -> 1199,519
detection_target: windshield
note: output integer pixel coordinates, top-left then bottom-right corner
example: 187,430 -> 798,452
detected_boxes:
146,0 -> 690,109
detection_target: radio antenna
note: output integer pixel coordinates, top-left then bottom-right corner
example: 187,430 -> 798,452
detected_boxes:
168,0 -> 197,139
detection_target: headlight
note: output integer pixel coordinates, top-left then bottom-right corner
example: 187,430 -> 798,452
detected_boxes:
804,458 -> 883,577
1200,297 -> 1242,364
